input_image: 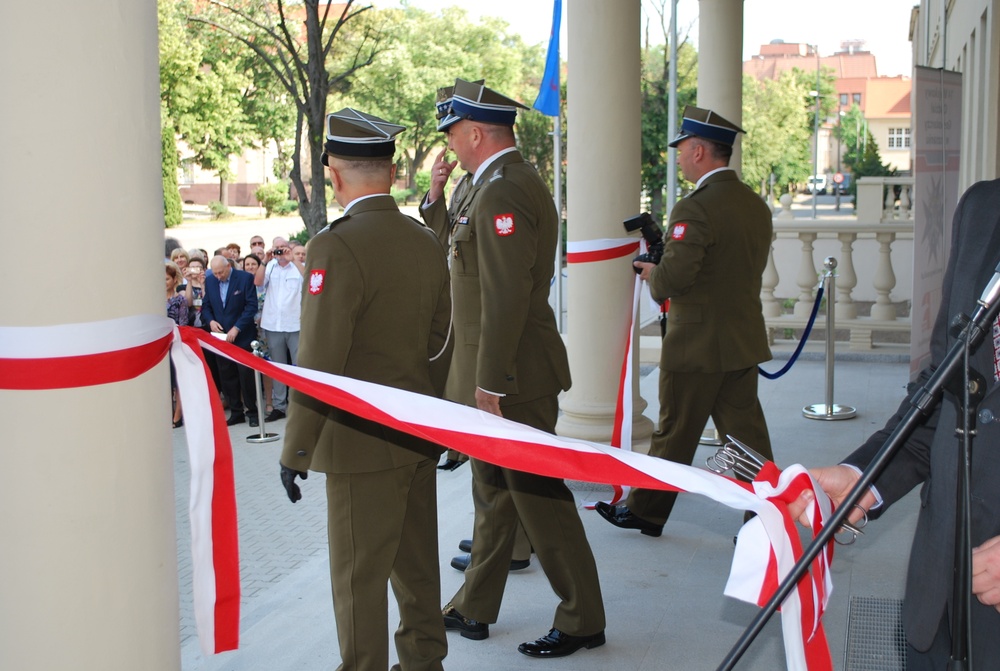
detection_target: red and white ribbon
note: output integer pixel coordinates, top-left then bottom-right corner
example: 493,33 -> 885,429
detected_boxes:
567,237 -> 642,504
0,316 -> 836,670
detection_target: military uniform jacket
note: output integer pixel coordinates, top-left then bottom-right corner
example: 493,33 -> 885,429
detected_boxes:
845,179 -> 1000,653
650,169 -> 772,373
421,150 -> 570,407
281,195 -> 452,474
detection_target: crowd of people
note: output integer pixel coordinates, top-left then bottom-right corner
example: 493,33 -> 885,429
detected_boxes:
163,236 -> 305,427
165,78 -> 1000,671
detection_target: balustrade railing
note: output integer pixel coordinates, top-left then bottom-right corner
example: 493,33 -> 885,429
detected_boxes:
763,177 -> 914,352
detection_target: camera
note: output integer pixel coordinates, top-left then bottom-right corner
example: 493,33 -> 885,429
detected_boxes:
274,248 -> 285,256
623,212 -> 664,274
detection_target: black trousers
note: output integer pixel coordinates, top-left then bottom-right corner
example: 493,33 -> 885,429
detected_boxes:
216,347 -> 257,417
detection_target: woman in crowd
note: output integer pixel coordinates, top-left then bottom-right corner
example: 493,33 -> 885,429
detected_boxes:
166,261 -> 188,428
170,248 -> 190,290
183,256 -> 207,327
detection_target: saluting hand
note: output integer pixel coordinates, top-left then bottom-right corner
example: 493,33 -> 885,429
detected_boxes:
428,148 -> 457,205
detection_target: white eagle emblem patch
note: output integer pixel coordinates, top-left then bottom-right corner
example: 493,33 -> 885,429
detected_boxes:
308,269 -> 326,295
494,213 -> 515,237
671,223 -> 687,240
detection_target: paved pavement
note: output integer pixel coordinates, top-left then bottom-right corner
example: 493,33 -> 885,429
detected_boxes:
173,351 -> 918,670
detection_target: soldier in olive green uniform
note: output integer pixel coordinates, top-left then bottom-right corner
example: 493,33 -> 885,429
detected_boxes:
426,84 -> 533,570
279,109 -> 451,671
424,79 -> 606,660
597,105 -> 774,538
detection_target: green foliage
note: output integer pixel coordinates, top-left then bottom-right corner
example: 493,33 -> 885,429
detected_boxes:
288,228 -> 311,245
158,0 -> 251,183
341,5 -> 546,192
275,200 -> 299,216
836,104 -> 895,198
414,170 -> 432,196
390,186 -> 415,204
639,23 -> 699,220
161,120 -> 183,228
741,73 -> 813,192
254,181 -> 289,218
207,200 -> 231,220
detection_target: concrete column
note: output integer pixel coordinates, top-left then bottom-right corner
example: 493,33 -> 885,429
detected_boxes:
558,0 -> 653,444
698,0 -> 745,173
0,2 -> 180,670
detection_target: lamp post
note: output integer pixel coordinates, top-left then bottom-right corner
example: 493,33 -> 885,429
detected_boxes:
836,110 -> 845,211
811,45 -> 821,219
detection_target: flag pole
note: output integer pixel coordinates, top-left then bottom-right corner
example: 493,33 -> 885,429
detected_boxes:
533,0 -> 563,332
553,113 -> 563,332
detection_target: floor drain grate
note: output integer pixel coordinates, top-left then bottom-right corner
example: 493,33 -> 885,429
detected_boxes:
844,596 -> 906,671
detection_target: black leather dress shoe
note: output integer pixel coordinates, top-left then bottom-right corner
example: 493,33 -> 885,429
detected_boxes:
436,458 -> 465,471
248,415 -> 260,428
226,414 -> 246,426
450,553 -> 530,572
265,409 -> 285,422
442,603 -> 489,640
594,501 -> 663,537
517,628 -> 606,658
458,538 -> 473,553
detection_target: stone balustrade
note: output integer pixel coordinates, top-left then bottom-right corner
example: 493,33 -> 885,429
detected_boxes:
764,177 -> 915,351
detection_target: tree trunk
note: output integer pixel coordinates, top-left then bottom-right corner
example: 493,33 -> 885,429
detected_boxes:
219,175 -> 229,206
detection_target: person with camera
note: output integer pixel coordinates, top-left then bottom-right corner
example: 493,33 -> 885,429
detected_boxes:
253,236 -> 303,422
596,105 -> 774,538
423,78 -> 606,659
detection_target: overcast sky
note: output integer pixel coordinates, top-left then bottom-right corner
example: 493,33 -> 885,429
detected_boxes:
380,0 -> 915,78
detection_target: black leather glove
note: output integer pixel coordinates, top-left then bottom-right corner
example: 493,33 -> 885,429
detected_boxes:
280,463 -> 308,503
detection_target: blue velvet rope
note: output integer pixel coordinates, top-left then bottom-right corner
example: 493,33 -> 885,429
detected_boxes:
758,284 -> 825,380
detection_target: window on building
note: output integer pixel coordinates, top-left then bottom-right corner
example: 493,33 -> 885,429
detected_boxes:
840,93 -> 849,106
888,127 -> 911,148
852,93 -> 862,105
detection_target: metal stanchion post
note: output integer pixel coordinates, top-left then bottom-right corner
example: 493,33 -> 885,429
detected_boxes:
803,257 -> 857,420
247,340 -> 279,443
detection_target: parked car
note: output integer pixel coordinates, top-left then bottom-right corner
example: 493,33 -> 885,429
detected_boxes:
806,175 -> 827,195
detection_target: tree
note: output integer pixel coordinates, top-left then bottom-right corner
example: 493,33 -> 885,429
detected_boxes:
189,0 -> 386,236
837,104 -> 896,199
639,0 -> 698,222
341,6 -> 542,192
741,72 -> 813,193
162,118 -> 184,228
159,0 -> 252,205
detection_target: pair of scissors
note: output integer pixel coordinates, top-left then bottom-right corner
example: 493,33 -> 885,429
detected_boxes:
705,435 -> 868,545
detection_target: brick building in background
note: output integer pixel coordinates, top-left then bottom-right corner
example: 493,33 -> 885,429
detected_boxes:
744,39 -> 912,181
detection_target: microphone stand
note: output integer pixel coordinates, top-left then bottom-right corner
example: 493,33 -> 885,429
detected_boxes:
717,263 -> 1000,671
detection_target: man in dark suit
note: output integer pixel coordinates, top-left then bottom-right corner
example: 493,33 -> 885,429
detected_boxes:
424,79 -> 606,659
793,179 -> 1000,669
279,109 -> 451,671
597,105 -> 774,537
200,255 -> 259,427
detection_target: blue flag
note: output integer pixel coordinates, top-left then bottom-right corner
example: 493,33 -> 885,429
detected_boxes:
532,0 -> 562,117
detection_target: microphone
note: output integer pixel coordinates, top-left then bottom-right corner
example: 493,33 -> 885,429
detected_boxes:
977,260 -> 1000,311
967,260 -> 1000,340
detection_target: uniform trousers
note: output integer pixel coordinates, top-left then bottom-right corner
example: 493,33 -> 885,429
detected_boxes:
628,365 -> 772,526
449,394 -> 605,636
326,458 -> 446,671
